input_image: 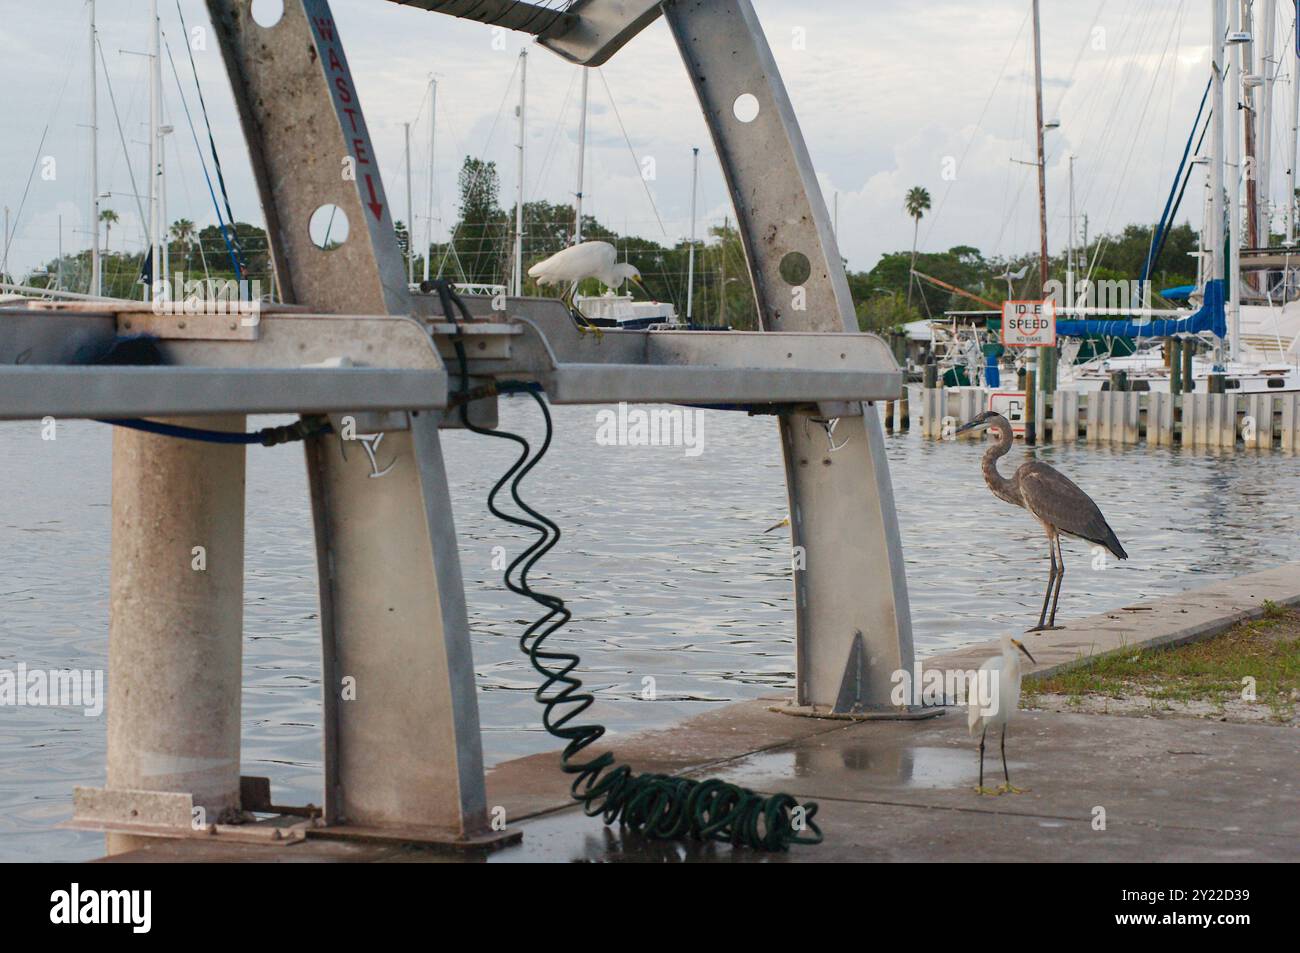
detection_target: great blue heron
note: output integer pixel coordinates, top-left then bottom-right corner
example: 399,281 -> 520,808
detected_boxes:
956,411 -> 1128,631
969,633 -> 1036,794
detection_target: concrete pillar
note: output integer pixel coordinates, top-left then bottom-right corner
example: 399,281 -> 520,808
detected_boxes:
106,416 -> 246,852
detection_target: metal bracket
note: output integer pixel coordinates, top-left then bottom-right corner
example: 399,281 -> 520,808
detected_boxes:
67,783 -> 318,845
537,0 -> 664,65
116,309 -> 261,341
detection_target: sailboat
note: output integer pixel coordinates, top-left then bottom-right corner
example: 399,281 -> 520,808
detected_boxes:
925,0 -> 1300,404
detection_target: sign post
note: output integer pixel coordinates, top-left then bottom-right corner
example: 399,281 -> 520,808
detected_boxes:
1000,299 -> 1057,444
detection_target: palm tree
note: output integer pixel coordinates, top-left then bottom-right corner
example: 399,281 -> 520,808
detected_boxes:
170,218 -> 196,270
904,186 -> 931,308
99,208 -> 119,252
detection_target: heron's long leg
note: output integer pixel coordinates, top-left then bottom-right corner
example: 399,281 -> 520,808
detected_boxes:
978,726 -> 987,791
1031,535 -> 1057,630
1000,724 -> 1009,785
1047,535 -> 1066,627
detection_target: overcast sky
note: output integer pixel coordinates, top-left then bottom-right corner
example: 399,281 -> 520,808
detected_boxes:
0,0 -> 1287,283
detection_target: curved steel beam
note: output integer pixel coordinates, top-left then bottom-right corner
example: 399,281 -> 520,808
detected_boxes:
664,0 -> 915,711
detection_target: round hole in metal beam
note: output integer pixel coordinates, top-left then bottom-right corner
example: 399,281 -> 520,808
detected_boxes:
732,93 -> 760,123
309,204 -> 349,250
779,251 -> 811,286
250,0 -> 284,28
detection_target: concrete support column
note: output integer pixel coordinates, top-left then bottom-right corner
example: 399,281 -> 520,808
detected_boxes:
106,416 -> 246,851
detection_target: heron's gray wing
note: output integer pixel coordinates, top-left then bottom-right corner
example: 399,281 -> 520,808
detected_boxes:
1016,461 -> 1127,559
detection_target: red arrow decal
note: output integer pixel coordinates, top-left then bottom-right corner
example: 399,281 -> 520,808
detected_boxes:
364,174 -> 383,221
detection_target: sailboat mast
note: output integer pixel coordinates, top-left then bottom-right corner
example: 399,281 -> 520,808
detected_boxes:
1290,2 -> 1300,245
404,122 -> 414,287
423,77 -> 436,283
1228,0 -> 1243,360
1067,154 -> 1076,308
686,146 -> 699,321
1243,2 -> 1259,252
1211,0 -> 1227,284
1032,0 -> 1049,296
1260,0 -> 1276,247
513,50 -> 526,297
1289,7 -> 1300,247
89,0 -> 100,298
1027,0 -> 1049,440
148,0 -> 161,301
719,215 -> 728,326
574,68 -> 588,243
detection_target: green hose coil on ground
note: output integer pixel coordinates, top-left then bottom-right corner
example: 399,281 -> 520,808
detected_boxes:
430,278 -> 821,852
462,384 -> 823,852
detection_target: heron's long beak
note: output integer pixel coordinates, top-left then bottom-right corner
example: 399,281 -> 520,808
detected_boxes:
630,276 -> 648,296
954,420 -> 980,435
1011,639 -> 1037,665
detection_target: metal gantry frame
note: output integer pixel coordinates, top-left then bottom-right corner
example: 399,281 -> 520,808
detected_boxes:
0,0 -> 917,850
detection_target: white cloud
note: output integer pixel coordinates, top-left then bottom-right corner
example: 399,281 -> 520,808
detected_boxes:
0,0 -> 1272,285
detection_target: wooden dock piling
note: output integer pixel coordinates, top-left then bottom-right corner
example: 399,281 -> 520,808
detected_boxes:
916,386 -> 1299,451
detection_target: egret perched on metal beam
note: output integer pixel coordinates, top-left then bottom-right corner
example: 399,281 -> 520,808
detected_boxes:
955,411 -> 1128,631
528,240 -> 647,332
969,633 -> 1036,795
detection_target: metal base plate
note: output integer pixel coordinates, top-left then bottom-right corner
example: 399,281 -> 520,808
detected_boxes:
308,824 -> 521,852
768,701 -> 945,722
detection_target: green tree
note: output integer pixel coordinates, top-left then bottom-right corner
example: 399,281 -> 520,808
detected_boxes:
904,186 -> 931,307
99,208 -> 119,251
169,218 -> 197,272
451,156 -> 507,285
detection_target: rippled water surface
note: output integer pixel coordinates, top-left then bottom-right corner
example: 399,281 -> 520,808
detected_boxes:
1,403 -> 1297,860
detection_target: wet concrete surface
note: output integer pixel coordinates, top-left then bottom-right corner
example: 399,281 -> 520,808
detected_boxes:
483,705 -> 1298,862
101,701 -> 1299,862
98,566 -> 1300,863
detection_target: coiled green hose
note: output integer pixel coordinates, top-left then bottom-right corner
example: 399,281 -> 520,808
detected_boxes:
465,385 -> 822,851
432,280 -> 821,851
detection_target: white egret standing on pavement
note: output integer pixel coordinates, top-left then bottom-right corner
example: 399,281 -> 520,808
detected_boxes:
528,240 -> 648,332
969,633 -> 1036,795
955,411 -> 1128,631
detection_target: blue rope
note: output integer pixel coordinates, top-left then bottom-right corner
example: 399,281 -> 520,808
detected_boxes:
97,417 -> 332,446
175,2 -> 246,280
162,33 -> 242,279
1142,76 -> 1212,285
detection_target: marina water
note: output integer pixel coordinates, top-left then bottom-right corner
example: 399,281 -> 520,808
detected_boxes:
2,402 -> 1298,860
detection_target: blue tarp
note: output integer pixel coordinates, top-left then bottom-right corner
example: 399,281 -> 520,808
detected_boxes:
1055,279 -> 1225,339
1159,284 -> 1195,300
985,353 -> 1000,388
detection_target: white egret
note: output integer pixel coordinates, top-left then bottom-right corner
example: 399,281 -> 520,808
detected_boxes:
968,633 -> 1036,795
528,240 -> 647,332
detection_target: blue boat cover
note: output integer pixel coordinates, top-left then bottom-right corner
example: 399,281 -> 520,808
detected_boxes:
1055,278 -> 1225,339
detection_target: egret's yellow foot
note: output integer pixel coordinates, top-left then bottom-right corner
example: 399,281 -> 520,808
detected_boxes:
997,783 -> 1026,794
974,785 -> 1001,796
572,318 -> 603,341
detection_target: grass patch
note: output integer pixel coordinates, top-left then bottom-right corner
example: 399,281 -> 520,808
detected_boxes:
1029,605 -> 1300,723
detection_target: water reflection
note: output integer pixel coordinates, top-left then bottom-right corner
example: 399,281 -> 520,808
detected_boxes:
1,406 -> 1297,860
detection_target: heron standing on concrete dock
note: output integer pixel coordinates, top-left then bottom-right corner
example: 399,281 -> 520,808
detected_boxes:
955,411 -> 1128,632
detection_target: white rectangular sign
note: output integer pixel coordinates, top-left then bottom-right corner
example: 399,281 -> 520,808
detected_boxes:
988,391 -> 1027,435
1001,299 -> 1057,347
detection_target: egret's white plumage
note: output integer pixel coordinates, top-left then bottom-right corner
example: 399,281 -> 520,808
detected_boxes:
528,240 -> 643,292
968,633 -> 1035,794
